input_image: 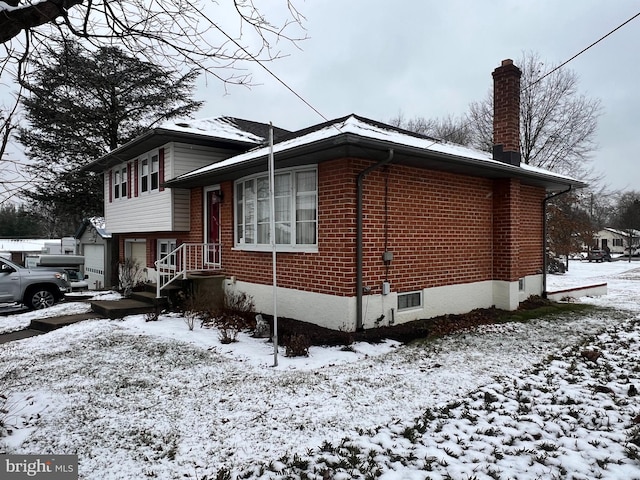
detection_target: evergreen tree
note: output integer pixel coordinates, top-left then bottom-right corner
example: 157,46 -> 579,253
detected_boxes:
0,203 -> 45,237
18,39 -> 203,236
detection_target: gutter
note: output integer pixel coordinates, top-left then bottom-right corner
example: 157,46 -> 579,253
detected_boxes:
542,185 -> 572,296
356,149 -> 394,330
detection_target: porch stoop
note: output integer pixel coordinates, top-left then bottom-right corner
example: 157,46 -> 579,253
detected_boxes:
88,277 -> 224,319
89,284 -> 180,319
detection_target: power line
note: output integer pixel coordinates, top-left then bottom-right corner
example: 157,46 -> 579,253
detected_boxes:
184,0 -> 332,126
527,11 -> 640,89
435,10 -> 640,147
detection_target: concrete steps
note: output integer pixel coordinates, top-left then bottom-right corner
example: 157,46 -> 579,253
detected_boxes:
87,283 -> 179,319
30,312 -> 102,332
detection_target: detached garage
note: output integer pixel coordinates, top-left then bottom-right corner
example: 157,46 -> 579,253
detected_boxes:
75,217 -> 115,290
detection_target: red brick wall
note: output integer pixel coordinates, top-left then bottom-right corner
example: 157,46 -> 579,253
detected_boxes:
518,184 -> 545,277
220,158 -> 498,297
493,178 -> 520,282
219,159 -> 358,295
359,161 -> 495,294
116,159 -> 546,295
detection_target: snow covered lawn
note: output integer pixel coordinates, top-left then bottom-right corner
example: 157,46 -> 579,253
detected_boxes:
1,260 -> 639,479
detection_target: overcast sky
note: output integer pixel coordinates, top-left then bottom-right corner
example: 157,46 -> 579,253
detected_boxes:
197,0 -> 640,193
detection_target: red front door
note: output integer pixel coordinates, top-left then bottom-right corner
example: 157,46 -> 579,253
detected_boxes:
207,190 -> 221,264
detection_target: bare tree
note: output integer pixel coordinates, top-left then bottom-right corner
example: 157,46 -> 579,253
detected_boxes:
0,85 -> 31,204
0,0 -> 306,201
390,112 -> 473,145
468,51 -> 602,179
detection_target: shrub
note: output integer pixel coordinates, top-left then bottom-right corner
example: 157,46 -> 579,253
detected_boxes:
118,258 -> 146,297
184,286 -> 256,340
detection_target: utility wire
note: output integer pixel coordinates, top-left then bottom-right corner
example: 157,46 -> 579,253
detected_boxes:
527,11 -> 640,89
184,0 -> 332,126
435,10 -> 640,146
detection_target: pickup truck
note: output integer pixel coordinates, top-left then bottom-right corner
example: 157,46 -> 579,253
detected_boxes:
0,257 -> 71,309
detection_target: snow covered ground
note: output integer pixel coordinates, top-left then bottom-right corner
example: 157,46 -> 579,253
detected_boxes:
0,260 -> 639,479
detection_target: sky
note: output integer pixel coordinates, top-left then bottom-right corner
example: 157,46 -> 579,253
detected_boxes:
195,0 -> 640,193
1,0 -> 638,201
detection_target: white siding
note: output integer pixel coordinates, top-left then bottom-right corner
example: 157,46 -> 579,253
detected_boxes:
103,141 -> 235,234
172,189 -> 191,231
106,187 -> 174,233
169,142 -> 236,178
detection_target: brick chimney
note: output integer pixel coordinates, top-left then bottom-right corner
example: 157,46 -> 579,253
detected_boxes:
492,59 -> 521,166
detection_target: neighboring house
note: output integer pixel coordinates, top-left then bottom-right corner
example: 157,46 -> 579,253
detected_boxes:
0,238 -> 76,264
75,217 -> 114,290
593,228 -> 640,254
84,59 -> 586,331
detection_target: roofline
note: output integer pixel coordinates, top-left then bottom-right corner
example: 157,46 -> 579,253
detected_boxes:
81,127 -> 262,173
164,131 -> 587,191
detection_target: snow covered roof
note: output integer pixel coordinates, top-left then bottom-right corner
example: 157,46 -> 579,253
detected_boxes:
83,117 -> 290,173
158,117 -> 276,144
75,217 -> 111,239
601,227 -> 640,237
166,114 -> 586,192
0,238 -> 52,253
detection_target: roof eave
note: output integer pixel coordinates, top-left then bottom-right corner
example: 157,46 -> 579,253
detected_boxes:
82,127 -> 262,173
163,133 -> 587,191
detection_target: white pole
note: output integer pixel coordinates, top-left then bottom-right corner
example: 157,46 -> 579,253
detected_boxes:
269,124 -> 278,367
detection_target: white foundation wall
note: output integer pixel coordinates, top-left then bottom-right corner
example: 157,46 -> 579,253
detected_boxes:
226,277 -> 538,331
519,274 -> 543,302
381,281 -> 496,328
227,280 -> 358,331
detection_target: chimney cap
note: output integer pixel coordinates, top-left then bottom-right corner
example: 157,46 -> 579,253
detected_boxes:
501,59 -> 514,66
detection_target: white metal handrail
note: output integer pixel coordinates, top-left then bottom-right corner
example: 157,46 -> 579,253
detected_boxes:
154,243 -> 221,297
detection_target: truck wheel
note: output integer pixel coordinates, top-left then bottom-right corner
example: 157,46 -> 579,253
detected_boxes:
26,288 -> 57,309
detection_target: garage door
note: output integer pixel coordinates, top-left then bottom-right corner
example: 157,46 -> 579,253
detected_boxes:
83,244 -> 105,290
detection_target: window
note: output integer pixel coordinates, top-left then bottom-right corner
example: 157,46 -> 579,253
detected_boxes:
235,168 -> 317,248
113,167 -> 127,199
141,158 -> 149,192
518,278 -> 525,292
398,291 -> 422,310
140,153 -> 159,193
151,154 -> 159,190
157,239 -> 177,269
614,238 -> 623,247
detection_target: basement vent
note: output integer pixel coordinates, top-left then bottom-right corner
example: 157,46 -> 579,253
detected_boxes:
518,278 -> 525,292
398,291 -> 422,311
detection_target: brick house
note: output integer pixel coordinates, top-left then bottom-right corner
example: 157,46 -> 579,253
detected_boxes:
84,59 -> 585,331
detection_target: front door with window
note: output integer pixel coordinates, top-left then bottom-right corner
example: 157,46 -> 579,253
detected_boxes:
206,189 -> 221,265
158,239 -> 177,270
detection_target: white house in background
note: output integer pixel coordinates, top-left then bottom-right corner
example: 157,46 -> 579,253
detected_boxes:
0,238 -> 76,264
594,228 -> 640,254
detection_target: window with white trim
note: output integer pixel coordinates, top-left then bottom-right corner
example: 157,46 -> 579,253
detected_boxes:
613,238 -> 623,247
113,166 -> 127,199
398,291 -> 422,311
157,239 -> 177,269
235,167 -> 317,248
140,153 -> 159,193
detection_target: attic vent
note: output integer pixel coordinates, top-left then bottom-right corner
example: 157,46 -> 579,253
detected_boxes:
175,122 -> 191,128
